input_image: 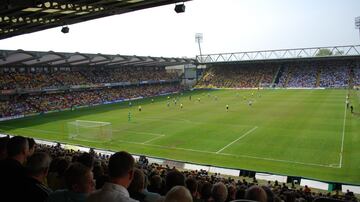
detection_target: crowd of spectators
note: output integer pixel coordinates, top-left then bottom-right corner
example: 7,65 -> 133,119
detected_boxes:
54,71 -> 89,86
352,66 -> 360,86
0,84 -> 181,118
198,64 -> 351,89
197,66 -> 277,88
0,74 -> 16,90
278,66 -> 318,88
0,67 -> 177,90
277,67 -> 290,88
0,99 -> 37,118
260,67 -> 277,87
319,66 -> 349,88
83,68 -> 177,84
0,136 -> 358,202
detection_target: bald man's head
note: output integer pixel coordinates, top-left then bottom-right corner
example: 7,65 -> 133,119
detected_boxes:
164,186 -> 193,202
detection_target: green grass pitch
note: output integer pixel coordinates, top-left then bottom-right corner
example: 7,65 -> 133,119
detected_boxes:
0,89 -> 359,184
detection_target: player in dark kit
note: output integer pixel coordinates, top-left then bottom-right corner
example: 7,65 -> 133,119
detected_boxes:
350,105 -> 354,113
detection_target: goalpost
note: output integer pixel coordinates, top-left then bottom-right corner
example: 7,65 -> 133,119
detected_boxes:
67,120 -> 112,142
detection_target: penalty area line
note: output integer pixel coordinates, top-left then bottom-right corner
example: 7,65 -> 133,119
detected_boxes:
216,126 -> 258,154
112,129 -> 164,137
142,135 -> 165,144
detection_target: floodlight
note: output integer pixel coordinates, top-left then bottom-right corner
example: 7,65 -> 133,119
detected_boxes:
195,33 -> 203,43
195,33 -> 203,62
356,16 -> 360,29
61,26 -> 69,34
356,17 -> 360,41
174,3 -> 185,13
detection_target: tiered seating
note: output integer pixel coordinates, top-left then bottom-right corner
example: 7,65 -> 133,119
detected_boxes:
353,66 -> 360,86
202,64 -> 350,88
0,67 -> 177,90
286,66 -> 318,88
197,65 -> 277,88
319,66 -> 348,88
0,84 -> 180,118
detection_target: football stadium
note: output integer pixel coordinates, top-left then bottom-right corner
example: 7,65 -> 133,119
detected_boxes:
0,1 -> 360,202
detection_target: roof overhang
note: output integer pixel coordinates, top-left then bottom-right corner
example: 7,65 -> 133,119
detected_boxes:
0,49 -> 197,68
0,0 -> 191,40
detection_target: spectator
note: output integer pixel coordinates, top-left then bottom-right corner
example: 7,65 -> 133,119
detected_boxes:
27,137 -> 36,157
200,181 -> 213,201
211,182 -> 228,202
77,152 -> 94,169
47,157 -> 70,190
47,162 -> 95,202
87,151 -> 138,202
0,136 -> 29,201
0,136 -> 9,160
128,168 -> 147,202
164,186 -> 193,202
128,168 -> 162,202
186,177 -> 199,201
148,175 -> 163,194
261,185 -> 275,202
92,162 -> 108,189
143,174 -> 162,202
226,184 -> 237,202
165,170 -> 186,194
245,185 -> 267,202
304,185 -> 311,193
23,152 -> 52,202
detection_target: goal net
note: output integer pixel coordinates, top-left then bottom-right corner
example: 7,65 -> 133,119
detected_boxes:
68,120 -> 112,142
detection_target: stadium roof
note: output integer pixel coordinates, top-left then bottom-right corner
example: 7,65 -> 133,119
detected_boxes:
0,0 -> 191,40
197,45 -> 360,65
0,49 -> 196,68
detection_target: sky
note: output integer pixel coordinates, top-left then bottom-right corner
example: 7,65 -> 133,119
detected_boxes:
0,0 -> 359,58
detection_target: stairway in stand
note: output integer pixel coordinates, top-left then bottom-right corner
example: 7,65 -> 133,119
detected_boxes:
316,67 -> 322,87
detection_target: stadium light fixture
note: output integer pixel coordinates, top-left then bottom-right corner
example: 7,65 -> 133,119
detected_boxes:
195,33 -> 203,62
61,25 -> 69,34
174,3 -> 185,13
356,16 -> 360,40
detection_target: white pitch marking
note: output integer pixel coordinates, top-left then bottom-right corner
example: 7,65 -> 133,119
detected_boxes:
339,95 -> 348,168
110,139 -> 337,168
216,126 -> 258,154
142,135 -> 165,144
112,129 -> 164,137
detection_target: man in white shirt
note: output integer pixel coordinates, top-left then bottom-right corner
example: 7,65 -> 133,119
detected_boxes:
87,151 -> 138,202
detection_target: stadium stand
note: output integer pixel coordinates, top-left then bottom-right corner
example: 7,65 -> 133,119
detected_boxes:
319,66 -> 349,88
0,84 -> 180,118
0,67 -> 181,118
354,66 -> 360,86
0,136 -> 357,202
197,65 -> 277,88
197,63 -> 352,89
0,67 -> 176,90
283,66 -> 318,88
